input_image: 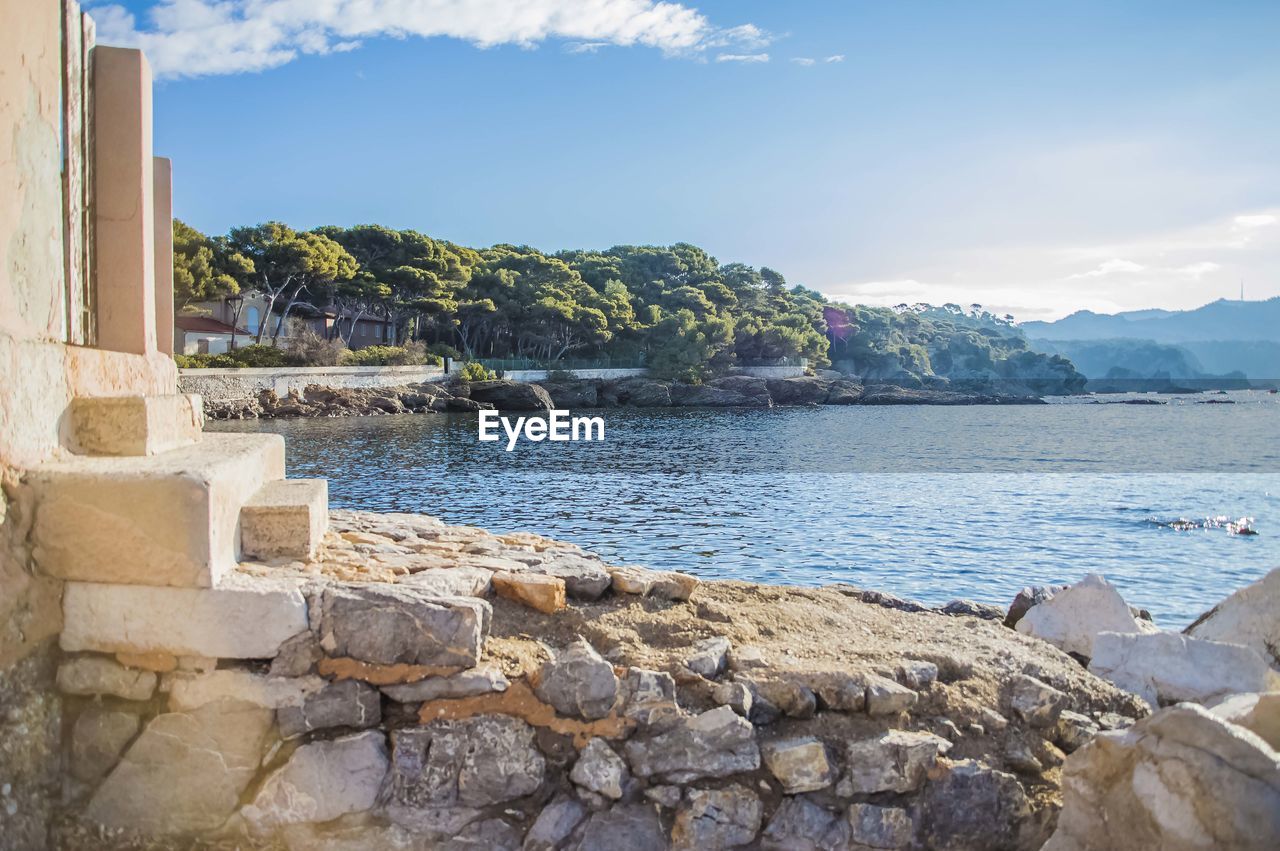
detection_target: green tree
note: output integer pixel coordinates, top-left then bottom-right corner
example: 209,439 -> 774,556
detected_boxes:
171,220 -> 251,310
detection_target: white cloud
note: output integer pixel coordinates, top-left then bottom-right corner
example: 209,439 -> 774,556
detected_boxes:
1067,258 -> 1145,279
88,0 -> 770,79
824,54 -> 844,63
1234,214 -> 1277,228
565,41 -> 610,54
790,57 -> 816,66
716,52 -> 769,63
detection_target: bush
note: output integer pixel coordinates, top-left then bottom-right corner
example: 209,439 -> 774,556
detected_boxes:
286,330 -> 346,366
225,344 -> 289,367
545,368 -> 576,382
425,342 -> 462,361
339,342 -> 442,367
458,361 -> 496,382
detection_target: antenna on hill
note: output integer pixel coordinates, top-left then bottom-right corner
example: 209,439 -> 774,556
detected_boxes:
1240,279 -> 1245,301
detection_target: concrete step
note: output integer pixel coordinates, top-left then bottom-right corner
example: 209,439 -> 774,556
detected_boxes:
28,433 -> 285,588
70,393 -> 204,456
241,478 -> 329,561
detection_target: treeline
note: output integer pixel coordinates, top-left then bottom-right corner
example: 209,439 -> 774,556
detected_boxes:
175,220 -> 1082,389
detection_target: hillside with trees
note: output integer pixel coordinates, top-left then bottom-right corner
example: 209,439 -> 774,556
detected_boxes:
175,220 -> 1083,392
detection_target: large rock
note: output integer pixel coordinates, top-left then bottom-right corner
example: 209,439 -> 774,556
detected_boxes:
685,636 -> 731,678
761,736 -> 835,793
69,707 -> 140,784
837,729 -> 951,794
57,656 -> 156,701
569,803 -> 668,851
1015,574 -> 1157,658
465,380 -> 554,411
625,706 -> 761,783
607,378 -> 672,407
166,669 -> 326,711
85,701 -> 274,834
915,760 -> 1031,851
1089,631 -> 1280,707
760,797 -> 850,850
313,584 -> 488,668
847,803 -> 913,850
1210,692 -> 1280,750
1186,567 -> 1280,669
277,678 -> 382,738
381,664 -> 509,704
524,795 -> 588,851
1044,703 -> 1280,850
242,731 -> 388,832
493,570 -> 566,613
671,784 -> 762,849
385,716 -> 544,810
764,377 -> 831,405
1008,674 -> 1071,728
541,380 -> 600,409
1004,584 -> 1066,628
528,554 -> 612,600
670,379 -> 771,407
570,738 -> 629,800
534,638 -> 620,720
824,380 -> 863,405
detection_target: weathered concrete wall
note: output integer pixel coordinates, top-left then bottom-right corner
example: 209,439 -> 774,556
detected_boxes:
733,365 -> 808,378
179,365 -> 448,401
502,367 -> 649,382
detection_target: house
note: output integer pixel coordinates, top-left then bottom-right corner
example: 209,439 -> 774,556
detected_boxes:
174,314 -> 253,354
180,296 -> 395,350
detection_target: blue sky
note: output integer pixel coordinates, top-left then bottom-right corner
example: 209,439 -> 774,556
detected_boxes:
94,0 -> 1280,319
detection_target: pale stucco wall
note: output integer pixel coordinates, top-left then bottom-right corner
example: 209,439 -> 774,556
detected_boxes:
178,364 -> 449,401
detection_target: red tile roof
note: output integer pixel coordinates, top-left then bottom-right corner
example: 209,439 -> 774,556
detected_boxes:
174,315 -> 251,335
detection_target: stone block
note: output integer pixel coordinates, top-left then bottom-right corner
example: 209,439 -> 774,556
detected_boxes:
571,738 -> 629,800
761,736 -> 835,793
1209,692 -> 1280,750
57,656 -> 156,700
30,433 -> 285,587
866,673 -> 918,715
314,584 -> 488,668
166,669 -> 326,711
1008,674 -> 1071,727
672,784 -> 762,849
240,478 -> 329,561
70,707 -> 140,784
1187,567 -> 1280,668
838,730 -> 951,795
493,570 -> 565,613
625,706 -> 760,783
386,716 -> 545,809
847,803 -> 912,849
60,573 -> 308,659
1089,631 -> 1280,708
70,394 -> 202,456
534,638 -> 620,720
277,679 -> 382,738
242,731 -> 388,832
1016,573 -> 1158,658
381,664 -> 509,703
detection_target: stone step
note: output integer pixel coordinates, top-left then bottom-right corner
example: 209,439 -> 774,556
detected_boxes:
28,432 -> 285,588
241,478 -> 329,561
70,394 -> 204,456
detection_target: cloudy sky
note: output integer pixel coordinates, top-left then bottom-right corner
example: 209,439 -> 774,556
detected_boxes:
93,0 -> 1279,320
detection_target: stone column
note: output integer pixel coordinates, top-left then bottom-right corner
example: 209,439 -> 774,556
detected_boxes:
153,157 -> 174,354
93,46 -> 155,355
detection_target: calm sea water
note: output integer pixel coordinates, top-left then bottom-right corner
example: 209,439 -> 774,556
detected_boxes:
212,390 -> 1280,627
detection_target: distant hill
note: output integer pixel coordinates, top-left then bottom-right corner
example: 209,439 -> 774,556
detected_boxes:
1021,297 -> 1280,383
1021,296 -> 1280,344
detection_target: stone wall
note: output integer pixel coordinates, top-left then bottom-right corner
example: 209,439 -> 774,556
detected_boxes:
179,365 -> 448,401
502,367 -> 650,382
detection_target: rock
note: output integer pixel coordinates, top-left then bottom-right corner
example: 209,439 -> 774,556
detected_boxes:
765,377 -> 831,406
242,731 -> 388,832
1186,567 -> 1280,668
1044,703 -> 1280,851
650,571 -> 700,601
1004,743 -> 1043,774
825,380 -> 863,405
278,679 -> 382,738
608,565 -> 656,595
712,681 -> 753,717
1004,584 -> 1066,628
916,760 -> 1031,851
314,584 -> 489,668
1015,574 -> 1157,659
837,730 -> 951,794
70,708 -> 139,784
57,656 -> 156,701
465,380 -> 555,411
608,378 -> 672,408
981,707 -> 1010,731
761,736 -> 835,793
897,660 -> 939,690
748,677 -> 817,719
760,797 -> 850,850
1089,631 -> 1280,708
542,381 -> 600,409
727,646 -> 769,671
671,784 -> 762,849
866,673 -> 918,715
445,818 -> 523,850
1008,674 -> 1071,727
270,631 -> 324,678
115,651 -> 177,672
401,567 -> 494,598
625,706 -> 761,783
812,673 -> 866,713
685,637 -> 731,678
530,555 -> 612,600
166,669 -> 326,711
940,599 -> 1004,620
669,379 -> 771,407
534,638 -> 620,720
645,785 -> 683,808
1209,692 -> 1280,750
571,738 -> 629,800
386,716 -> 545,809
493,570 -> 567,614
624,667 -> 682,728
523,795 -> 588,851
85,701 -> 274,834
846,803 -> 913,849
1055,710 -> 1101,753
569,803 -> 668,851
382,664 -> 510,704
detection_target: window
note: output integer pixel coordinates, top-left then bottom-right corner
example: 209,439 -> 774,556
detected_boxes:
246,306 -> 260,334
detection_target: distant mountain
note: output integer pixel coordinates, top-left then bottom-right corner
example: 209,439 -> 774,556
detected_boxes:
1021,296 -> 1280,344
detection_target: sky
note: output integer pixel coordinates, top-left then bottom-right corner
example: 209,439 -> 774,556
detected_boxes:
91,0 -> 1280,321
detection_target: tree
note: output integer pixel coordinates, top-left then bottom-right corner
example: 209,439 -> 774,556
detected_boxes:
171,220 -> 251,310
226,222 -> 357,344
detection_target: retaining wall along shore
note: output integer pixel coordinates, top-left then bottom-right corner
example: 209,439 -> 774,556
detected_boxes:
178,365 -> 449,401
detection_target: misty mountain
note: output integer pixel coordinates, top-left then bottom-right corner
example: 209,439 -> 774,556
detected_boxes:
1021,296 -> 1280,344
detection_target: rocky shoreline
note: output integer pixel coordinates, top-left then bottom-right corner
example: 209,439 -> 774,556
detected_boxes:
204,375 -> 1048,420
49,509 -> 1279,850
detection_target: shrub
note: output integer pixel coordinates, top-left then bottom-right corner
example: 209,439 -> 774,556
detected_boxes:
458,361 -> 495,382
339,342 -> 442,367
545,368 -> 576,382
426,342 -> 462,361
225,344 -> 289,368
286,330 -> 346,366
